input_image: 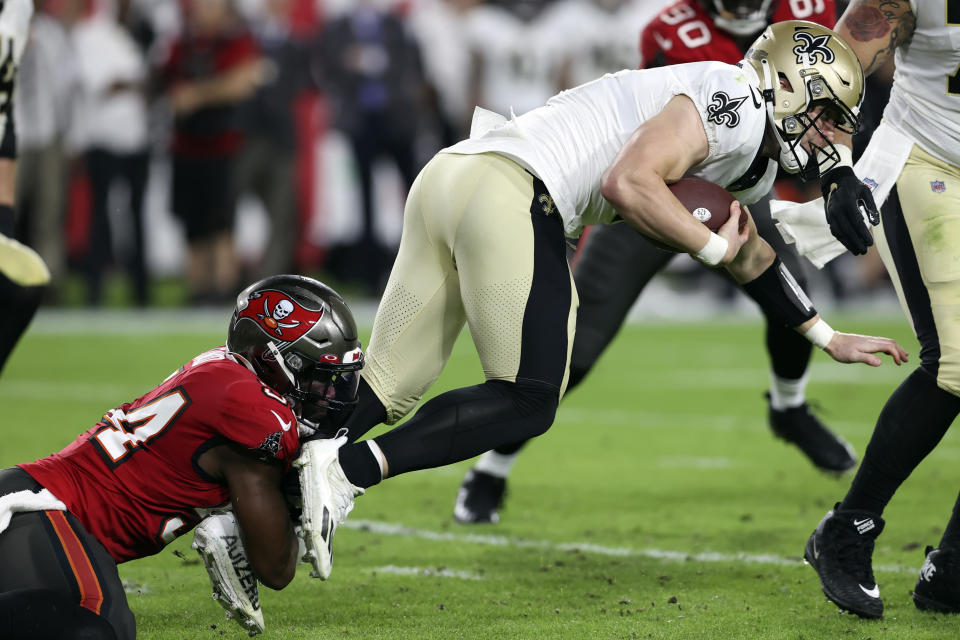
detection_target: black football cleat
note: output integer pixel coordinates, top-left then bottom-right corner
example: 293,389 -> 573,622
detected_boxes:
804,503 -> 885,618
453,470 -> 506,524
767,394 -> 857,474
913,545 -> 960,613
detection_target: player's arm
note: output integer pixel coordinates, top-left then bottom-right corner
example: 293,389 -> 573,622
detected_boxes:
836,0 -> 915,77
212,444 -> 299,590
820,0 -> 916,254
600,94 -> 749,266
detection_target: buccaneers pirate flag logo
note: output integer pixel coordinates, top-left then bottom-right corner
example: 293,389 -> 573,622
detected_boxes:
236,290 -> 324,341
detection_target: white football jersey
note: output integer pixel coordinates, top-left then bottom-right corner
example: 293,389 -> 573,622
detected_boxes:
464,4 -> 562,116
444,61 -> 771,237
883,0 -> 960,166
539,0 -> 663,87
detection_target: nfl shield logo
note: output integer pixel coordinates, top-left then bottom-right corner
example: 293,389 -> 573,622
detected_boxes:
931,180 -> 946,193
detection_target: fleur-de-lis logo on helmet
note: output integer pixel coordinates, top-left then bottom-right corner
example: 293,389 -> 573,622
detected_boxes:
706,91 -> 748,128
792,31 -> 835,65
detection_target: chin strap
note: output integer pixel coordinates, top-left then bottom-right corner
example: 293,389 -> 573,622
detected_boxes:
267,340 -> 297,388
760,58 -> 809,174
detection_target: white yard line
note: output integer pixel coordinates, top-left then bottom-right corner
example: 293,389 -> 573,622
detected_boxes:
371,565 -> 483,580
344,519 -> 913,575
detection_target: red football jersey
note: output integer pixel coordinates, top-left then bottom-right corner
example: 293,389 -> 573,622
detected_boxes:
20,347 -> 300,563
640,0 -> 836,67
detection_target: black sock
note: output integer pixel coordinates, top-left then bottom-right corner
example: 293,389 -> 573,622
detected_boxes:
339,441 -> 382,489
342,377 -> 387,442
493,439 -> 528,456
0,204 -> 13,238
765,316 -> 813,380
374,380 -> 557,478
938,490 -> 960,551
841,367 -> 960,515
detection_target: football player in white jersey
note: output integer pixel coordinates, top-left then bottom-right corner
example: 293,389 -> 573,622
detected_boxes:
538,0 -> 662,89
463,0 -> 563,117
454,0 -> 858,528
291,21 -> 908,583
804,0 -> 960,619
0,0 -> 49,377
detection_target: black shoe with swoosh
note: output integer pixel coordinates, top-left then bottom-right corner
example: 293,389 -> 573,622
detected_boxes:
913,545 -> 960,613
804,503 -> 885,618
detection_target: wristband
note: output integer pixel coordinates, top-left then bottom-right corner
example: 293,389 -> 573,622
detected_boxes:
693,232 -> 728,267
818,143 -> 853,172
804,318 -> 836,349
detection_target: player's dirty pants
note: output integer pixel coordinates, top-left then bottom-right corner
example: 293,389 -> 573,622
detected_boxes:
0,467 -> 135,640
842,145 -> 960,512
361,152 -> 578,473
875,145 -> 960,395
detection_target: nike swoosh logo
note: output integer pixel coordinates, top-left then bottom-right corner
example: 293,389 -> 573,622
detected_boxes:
749,86 -> 762,110
271,409 -> 292,432
859,583 -> 880,599
852,518 -> 871,526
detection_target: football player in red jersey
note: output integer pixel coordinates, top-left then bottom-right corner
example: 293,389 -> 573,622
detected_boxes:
0,275 -> 363,640
453,0 -> 854,524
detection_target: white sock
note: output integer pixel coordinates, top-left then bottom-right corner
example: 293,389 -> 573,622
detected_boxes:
474,450 -> 519,478
768,370 -> 809,410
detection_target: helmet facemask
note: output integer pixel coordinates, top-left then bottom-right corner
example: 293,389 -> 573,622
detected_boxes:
710,0 -> 775,37
266,340 -> 363,434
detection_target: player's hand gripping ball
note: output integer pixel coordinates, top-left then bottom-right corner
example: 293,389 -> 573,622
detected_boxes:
648,177 -> 744,252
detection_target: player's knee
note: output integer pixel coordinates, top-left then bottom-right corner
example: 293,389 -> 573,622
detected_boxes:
490,378 -> 560,440
932,357 -> 960,398
72,606 -> 119,640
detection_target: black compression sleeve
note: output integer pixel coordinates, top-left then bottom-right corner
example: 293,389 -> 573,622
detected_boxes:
741,257 -> 817,328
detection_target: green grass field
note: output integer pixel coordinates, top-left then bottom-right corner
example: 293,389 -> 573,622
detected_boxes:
2,310 -> 957,639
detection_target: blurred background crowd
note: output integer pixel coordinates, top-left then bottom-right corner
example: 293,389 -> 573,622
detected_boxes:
11,0 -> 895,310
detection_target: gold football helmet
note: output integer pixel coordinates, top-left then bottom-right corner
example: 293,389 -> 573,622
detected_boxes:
744,20 -> 865,179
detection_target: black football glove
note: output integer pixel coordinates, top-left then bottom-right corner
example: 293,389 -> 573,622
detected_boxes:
821,165 -> 880,256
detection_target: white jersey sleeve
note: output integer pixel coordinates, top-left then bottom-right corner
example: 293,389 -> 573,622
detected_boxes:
444,60 -> 768,237
883,0 -> 960,166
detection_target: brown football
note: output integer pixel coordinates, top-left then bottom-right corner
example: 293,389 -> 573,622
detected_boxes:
668,176 -> 740,233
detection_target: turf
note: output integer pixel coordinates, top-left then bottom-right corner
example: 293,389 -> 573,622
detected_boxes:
3,311 -> 958,639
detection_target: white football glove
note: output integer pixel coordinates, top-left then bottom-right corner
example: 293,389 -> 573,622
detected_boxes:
192,512 -> 265,637
293,428 -> 363,580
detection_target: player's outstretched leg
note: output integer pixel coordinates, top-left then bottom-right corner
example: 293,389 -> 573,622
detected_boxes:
453,222 -> 670,524
803,503 -> 884,618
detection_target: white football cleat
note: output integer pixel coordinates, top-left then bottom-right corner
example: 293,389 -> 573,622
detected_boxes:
293,430 -> 364,580
193,513 -> 265,636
